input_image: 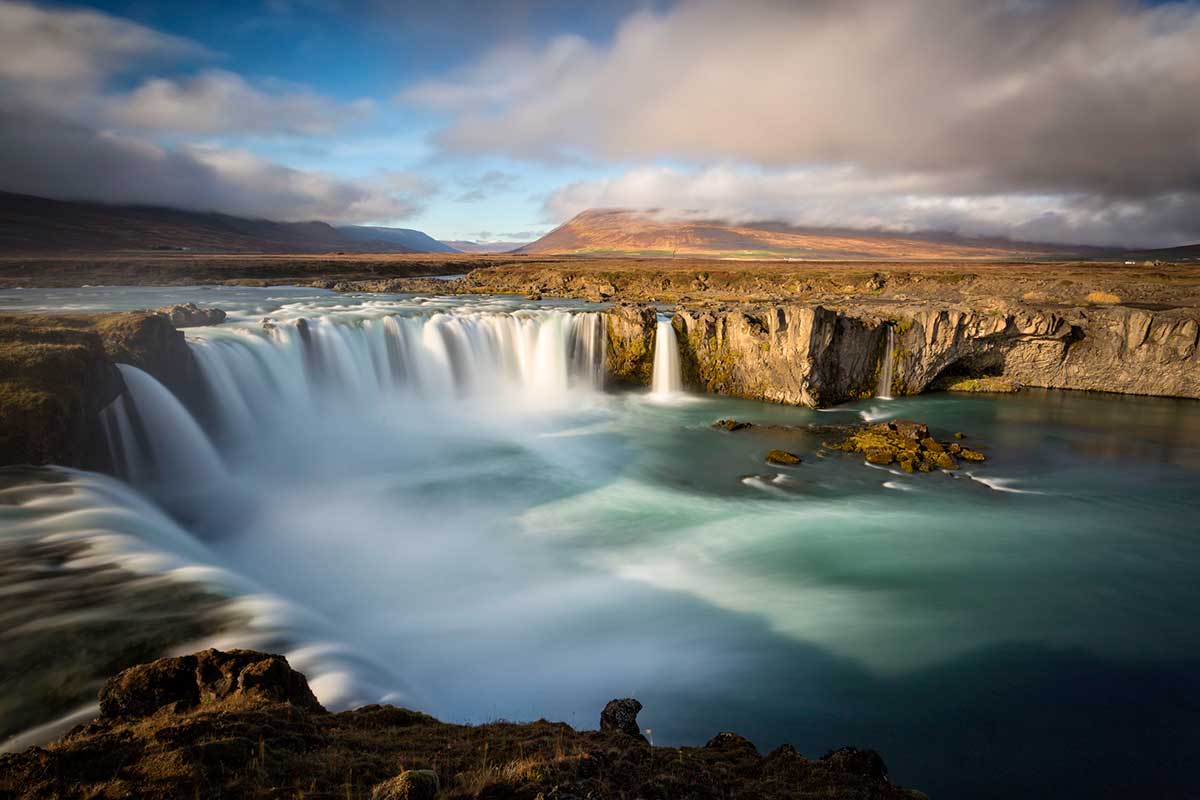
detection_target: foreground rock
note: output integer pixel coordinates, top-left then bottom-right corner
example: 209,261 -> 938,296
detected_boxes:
0,648 -> 925,800
823,420 -> 986,472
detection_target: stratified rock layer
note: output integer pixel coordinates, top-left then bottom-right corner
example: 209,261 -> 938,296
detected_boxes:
606,302 -> 1200,405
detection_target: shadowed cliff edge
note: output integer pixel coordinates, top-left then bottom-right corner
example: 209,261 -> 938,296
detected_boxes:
0,648 -> 926,800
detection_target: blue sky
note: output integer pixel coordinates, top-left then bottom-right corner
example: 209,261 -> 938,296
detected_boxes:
65,0 -> 659,241
2,0 -> 1199,246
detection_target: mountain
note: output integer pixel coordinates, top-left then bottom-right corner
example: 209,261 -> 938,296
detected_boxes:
338,226 -> 459,253
440,240 -> 531,254
516,209 -> 1106,260
0,192 -> 447,254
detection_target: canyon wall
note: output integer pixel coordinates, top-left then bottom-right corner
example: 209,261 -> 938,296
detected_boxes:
605,302 -> 1200,405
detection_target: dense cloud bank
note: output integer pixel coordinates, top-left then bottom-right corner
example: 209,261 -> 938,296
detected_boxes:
408,0 -> 1200,246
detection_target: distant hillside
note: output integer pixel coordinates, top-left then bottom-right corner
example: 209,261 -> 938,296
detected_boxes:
339,226 -> 459,253
0,193 -> 446,254
516,209 -> 1106,260
441,240 -> 530,254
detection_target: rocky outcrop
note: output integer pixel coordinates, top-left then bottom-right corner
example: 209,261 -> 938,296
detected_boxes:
602,302 -> 1200,405
152,302 -> 226,327
0,312 -> 202,468
91,311 -> 201,399
0,317 -> 122,466
99,648 -> 324,719
673,305 -> 883,405
600,697 -> 646,741
605,303 -> 657,386
0,648 -> 925,800
823,420 -> 986,472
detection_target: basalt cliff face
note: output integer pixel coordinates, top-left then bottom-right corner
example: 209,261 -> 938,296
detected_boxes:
605,302 -> 1200,405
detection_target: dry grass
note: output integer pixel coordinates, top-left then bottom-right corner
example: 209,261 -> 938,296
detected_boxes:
1086,290 -> 1122,304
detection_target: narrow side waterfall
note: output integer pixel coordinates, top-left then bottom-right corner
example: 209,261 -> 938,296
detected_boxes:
876,324 -> 896,399
651,318 -> 683,397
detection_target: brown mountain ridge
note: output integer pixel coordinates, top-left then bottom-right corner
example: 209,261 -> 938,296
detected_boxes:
0,192 -> 453,254
516,208 -> 1119,261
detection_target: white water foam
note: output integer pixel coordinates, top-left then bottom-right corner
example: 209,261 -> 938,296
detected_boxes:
963,472 -> 1047,495
650,317 -> 683,399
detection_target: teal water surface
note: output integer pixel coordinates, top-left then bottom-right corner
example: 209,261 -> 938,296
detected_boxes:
2,285 -> 1198,799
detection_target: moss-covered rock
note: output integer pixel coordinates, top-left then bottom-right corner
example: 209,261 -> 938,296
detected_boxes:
822,419 -> 986,472
766,449 -> 801,466
604,304 -> 656,386
935,376 -> 1021,393
0,312 -> 200,468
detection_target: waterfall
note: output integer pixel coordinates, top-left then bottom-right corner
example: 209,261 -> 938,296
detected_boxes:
102,364 -> 225,486
101,309 -> 606,478
651,317 -> 683,397
876,324 -> 896,399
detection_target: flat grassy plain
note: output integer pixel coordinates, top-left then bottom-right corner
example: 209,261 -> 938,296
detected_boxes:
1,252 -> 1199,308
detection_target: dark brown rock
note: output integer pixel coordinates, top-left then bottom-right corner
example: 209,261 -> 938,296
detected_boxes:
600,697 -> 646,742
99,648 -> 324,719
822,747 -> 889,781
705,731 -> 760,756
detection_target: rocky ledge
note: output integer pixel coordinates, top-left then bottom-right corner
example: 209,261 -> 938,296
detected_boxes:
607,301 -> 1200,405
0,312 -> 204,467
0,648 -> 926,800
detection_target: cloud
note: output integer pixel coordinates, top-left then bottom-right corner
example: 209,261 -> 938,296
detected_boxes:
0,0 -> 204,87
454,169 -> 519,202
0,109 -> 425,223
0,0 -> 415,222
403,0 -> 1200,244
106,70 -> 375,136
546,165 -> 1200,248
404,0 -> 1200,196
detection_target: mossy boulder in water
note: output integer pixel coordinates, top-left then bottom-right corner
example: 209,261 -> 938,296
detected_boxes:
766,449 -> 801,465
822,419 -> 986,472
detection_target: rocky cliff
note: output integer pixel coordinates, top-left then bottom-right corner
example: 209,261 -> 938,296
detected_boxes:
0,648 -> 926,800
604,302 -> 1200,405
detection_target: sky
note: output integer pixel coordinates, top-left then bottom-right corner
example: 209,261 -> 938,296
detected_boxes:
0,0 -> 1198,246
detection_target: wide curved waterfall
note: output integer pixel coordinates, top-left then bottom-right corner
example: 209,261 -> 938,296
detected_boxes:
103,308 -> 605,480
651,318 -> 682,396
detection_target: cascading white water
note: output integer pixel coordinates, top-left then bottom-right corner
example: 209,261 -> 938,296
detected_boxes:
650,318 -> 683,397
876,324 -> 896,400
104,309 -> 606,470
102,364 -> 225,486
